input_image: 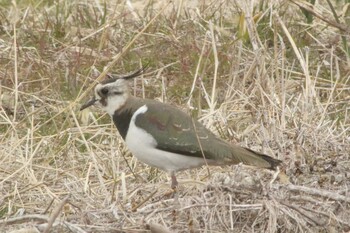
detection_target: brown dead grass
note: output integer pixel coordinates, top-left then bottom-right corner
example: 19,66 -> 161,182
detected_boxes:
0,0 -> 349,232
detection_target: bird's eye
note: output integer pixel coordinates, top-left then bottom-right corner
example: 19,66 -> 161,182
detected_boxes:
100,88 -> 108,96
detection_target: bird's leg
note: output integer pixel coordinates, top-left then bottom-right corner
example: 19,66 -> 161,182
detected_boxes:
163,172 -> 179,199
170,171 -> 178,189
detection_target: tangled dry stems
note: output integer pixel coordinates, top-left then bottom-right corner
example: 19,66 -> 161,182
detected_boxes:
0,0 -> 349,232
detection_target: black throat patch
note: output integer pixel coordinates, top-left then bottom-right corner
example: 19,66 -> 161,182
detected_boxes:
112,107 -> 133,139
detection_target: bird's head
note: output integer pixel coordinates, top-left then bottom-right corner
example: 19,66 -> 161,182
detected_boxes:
80,68 -> 146,115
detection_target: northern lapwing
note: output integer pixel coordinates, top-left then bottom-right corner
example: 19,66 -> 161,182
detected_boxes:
80,68 -> 282,188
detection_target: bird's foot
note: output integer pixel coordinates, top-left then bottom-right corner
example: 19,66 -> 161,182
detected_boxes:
171,174 -> 178,190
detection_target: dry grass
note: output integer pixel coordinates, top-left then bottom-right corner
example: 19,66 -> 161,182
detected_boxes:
0,0 -> 349,232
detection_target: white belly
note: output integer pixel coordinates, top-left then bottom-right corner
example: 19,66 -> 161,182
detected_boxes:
124,105 -> 207,172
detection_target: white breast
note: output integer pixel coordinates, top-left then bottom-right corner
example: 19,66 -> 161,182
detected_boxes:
124,105 -> 207,172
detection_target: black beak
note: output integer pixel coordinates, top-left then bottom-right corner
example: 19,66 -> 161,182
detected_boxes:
80,98 -> 98,111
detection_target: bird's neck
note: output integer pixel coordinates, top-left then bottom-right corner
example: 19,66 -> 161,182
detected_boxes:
112,96 -> 145,139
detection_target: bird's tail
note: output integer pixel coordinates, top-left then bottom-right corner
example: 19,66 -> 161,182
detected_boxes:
241,147 -> 282,170
225,145 -> 282,170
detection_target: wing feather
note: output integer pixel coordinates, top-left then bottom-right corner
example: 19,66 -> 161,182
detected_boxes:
134,101 -> 232,160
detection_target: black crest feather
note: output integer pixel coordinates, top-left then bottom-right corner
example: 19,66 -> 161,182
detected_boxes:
101,65 -> 148,85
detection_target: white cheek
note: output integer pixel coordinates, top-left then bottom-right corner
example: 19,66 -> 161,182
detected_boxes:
102,95 -> 127,116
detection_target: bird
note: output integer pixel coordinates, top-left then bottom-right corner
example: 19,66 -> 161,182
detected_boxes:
80,68 -> 282,189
